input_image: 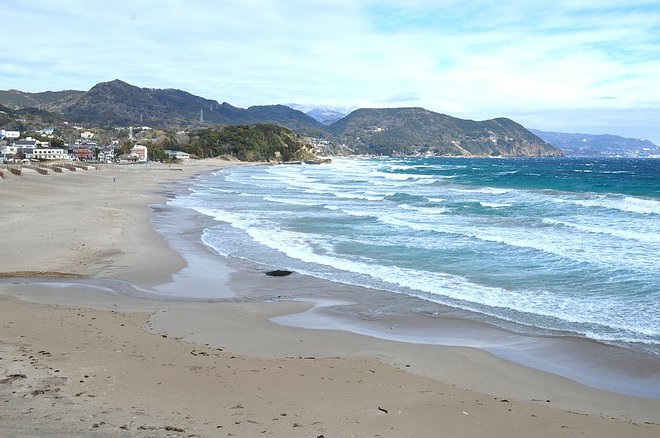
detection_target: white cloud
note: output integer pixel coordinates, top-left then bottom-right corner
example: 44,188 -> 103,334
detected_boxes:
1,0 -> 659,141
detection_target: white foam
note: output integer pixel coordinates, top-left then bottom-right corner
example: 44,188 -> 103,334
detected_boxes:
263,196 -> 323,207
450,187 -> 511,195
344,210 -> 377,218
368,170 -> 435,181
378,214 -> 657,272
239,225 -> 659,343
542,218 -> 660,244
479,202 -> 511,208
556,196 -> 660,215
334,192 -> 385,201
397,204 -> 449,215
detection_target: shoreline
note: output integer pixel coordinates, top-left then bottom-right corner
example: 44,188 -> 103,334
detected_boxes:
1,161 -> 659,436
149,168 -> 660,400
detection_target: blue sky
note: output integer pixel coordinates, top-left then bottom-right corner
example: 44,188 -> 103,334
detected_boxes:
2,0 -> 660,142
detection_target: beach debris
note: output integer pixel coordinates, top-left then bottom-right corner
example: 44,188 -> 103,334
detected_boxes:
0,374 -> 27,384
378,406 -> 389,414
30,388 -> 60,396
164,426 -> 185,432
265,269 -> 293,277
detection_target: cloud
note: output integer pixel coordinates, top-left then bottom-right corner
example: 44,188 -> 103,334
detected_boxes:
1,0 -> 659,140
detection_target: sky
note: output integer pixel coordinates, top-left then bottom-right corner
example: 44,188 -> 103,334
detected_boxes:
2,0 -> 660,143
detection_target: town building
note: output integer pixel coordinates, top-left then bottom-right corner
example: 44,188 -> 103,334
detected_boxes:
164,150 -> 190,160
72,148 -> 93,161
0,130 -> 21,140
32,147 -> 69,160
98,150 -> 115,163
130,145 -> 148,162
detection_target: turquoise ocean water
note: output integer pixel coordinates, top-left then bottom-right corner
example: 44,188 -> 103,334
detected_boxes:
171,157 -> 660,356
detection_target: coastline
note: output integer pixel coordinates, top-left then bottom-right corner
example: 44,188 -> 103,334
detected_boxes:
1,161 -> 659,437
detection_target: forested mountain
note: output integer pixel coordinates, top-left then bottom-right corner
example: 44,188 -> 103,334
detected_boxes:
329,108 -> 562,156
0,89 -> 84,110
1,80 -> 326,136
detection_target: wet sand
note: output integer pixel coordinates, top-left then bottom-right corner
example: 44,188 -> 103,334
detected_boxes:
1,161 -> 659,437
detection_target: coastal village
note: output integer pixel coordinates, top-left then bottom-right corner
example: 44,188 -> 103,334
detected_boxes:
0,126 -> 191,166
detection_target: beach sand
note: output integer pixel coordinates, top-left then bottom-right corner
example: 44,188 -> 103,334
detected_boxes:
1,161 -> 659,437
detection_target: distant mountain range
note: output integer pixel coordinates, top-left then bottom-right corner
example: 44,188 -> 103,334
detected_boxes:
286,104 -> 349,125
0,79 -> 560,157
531,129 -> 660,157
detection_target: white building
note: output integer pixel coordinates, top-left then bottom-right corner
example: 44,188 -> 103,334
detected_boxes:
98,150 -> 115,163
164,150 -> 190,160
80,131 -> 95,139
37,127 -> 55,135
32,148 -> 69,160
0,130 -> 20,139
130,145 -> 148,162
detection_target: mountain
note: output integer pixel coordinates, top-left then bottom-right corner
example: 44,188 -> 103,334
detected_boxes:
243,104 -> 328,136
0,103 -> 65,131
2,80 -> 564,157
531,129 -> 660,157
0,89 -> 84,110
328,108 -> 562,157
306,108 -> 347,125
286,104 -> 349,125
1,80 -> 326,136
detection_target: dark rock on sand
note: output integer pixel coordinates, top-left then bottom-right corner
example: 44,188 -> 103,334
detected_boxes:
265,270 -> 293,277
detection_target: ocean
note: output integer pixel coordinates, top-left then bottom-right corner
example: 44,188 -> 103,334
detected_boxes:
169,157 -> 660,357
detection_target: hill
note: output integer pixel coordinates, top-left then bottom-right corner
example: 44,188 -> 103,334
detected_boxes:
0,89 -> 84,110
531,129 -> 660,157
184,124 -> 318,162
0,103 -> 65,131
328,108 -> 562,157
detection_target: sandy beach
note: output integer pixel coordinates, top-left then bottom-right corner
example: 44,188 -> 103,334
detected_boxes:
1,161 -> 659,437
